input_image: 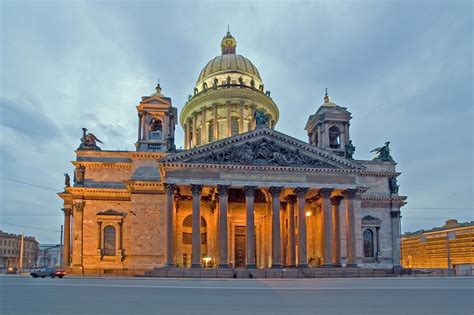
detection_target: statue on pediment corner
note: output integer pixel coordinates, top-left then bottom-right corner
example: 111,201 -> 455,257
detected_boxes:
345,140 -> 355,159
370,141 -> 394,162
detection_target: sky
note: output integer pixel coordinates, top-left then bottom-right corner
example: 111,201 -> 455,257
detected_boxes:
0,0 -> 472,244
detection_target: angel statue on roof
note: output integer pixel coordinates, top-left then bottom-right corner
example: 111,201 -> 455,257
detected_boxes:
78,127 -> 103,151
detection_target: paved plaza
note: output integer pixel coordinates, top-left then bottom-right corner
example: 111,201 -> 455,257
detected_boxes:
0,276 -> 472,314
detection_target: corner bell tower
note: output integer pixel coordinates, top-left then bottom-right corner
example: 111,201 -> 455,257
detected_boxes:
305,92 -> 352,157
136,82 -> 178,152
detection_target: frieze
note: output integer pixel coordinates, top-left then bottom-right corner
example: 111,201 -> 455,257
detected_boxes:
181,138 -> 337,168
220,172 -> 305,183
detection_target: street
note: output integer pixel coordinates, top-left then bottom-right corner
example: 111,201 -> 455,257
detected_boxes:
0,275 -> 472,314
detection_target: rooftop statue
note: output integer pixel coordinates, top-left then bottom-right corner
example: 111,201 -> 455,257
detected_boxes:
345,140 -> 355,159
64,173 -> 71,188
254,110 -> 268,128
370,141 -> 394,162
78,128 -> 103,151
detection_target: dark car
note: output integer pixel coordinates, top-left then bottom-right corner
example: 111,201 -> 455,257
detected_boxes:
30,268 -> 66,278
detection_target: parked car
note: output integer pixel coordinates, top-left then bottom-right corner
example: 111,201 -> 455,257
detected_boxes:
30,268 -> 66,278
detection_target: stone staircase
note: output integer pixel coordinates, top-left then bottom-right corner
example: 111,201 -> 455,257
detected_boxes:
142,267 -> 396,279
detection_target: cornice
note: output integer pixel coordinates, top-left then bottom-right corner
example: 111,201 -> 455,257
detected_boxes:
72,161 -> 131,169
131,152 -> 168,159
125,180 -> 164,194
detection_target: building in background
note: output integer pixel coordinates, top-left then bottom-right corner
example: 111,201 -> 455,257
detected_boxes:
58,31 -> 406,274
0,231 -> 39,269
37,244 -> 61,267
402,219 -> 474,269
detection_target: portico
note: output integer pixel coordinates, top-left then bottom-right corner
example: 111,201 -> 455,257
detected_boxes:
163,181 -> 358,269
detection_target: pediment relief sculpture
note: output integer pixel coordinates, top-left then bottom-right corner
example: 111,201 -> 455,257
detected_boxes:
182,138 -> 337,168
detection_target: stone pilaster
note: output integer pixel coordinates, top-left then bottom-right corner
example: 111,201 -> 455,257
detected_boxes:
391,210 -> 401,268
62,207 -> 72,267
320,188 -> 333,267
343,189 -> 358,267
218,185 -> 230,267
191,184 -> 203,267
330,196 -> 343,267
71,201 -> 84,269
295,187 -> 309,267
269,187 -> 282,267
244,186 -> 257,268
213,103 -> 219,141
164,184 -> 176,266
286,195 -> 297,267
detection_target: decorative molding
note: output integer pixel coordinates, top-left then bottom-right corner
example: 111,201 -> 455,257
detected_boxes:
319,188 -> 333,198
72,161 -> 132,169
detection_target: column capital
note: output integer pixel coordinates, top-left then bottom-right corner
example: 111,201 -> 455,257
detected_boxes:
318,188 -> 333,199
268,186 -> 282,198
62,208 -> 72,216
138,112 -> 143,117
280,201 -> 287,209
73,201 -> 85,212
330,196 -> 343,206
217,185 -> 230,196
342,188 -> 358,199
243,186 -> 257,197
164,183 -> 176,194
191,184 -> 203,196
294,187 -> 309,198
285,195 -> 297,205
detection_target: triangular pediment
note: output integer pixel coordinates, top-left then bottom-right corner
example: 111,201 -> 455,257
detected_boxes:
161,128 -> 364,170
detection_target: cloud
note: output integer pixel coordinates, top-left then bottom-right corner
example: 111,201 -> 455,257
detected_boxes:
0,96 -> 61,141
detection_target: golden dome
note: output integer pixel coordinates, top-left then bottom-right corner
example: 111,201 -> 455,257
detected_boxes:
196,54 -> 262,85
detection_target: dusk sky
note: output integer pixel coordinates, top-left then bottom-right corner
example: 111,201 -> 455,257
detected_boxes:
1,0 -> 472,244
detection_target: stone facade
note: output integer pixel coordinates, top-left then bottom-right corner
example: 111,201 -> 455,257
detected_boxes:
58,31 -> 406,274
0,231 -> 39,269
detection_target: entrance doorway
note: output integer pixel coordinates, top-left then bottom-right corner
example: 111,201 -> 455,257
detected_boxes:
234,226 -> 246,268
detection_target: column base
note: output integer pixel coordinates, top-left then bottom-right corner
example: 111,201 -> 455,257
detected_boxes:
287,264 -> 296,268
322,264 -> 334,268
297,263 -> 308,268
191,264 -> 202,268
245,264 -> 256,269
333,263 -> 342,268
164,263 -> 175,267
271,264 -> 282,268
218,264 -> 229,268
345,263 -> 358,268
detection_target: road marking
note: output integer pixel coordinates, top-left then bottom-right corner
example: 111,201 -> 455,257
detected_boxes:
1,283 -> 472,290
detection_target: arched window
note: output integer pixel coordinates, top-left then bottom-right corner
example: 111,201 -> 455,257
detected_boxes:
182,215 -> 207,245
103,226 -> 116,256
329,126 -> 341,149
363,229 -> 374,257
231,117 -> 239,136
150,119 -> 163,140
208,120 -> 214,142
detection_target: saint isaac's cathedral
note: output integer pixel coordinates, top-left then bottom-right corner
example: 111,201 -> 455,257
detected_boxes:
59,31 -> 406,275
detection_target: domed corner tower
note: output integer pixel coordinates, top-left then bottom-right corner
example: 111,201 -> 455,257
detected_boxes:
179,31 -> 280,149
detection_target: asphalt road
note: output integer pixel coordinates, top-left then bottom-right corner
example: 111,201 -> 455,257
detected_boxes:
0,275 -> 472,315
